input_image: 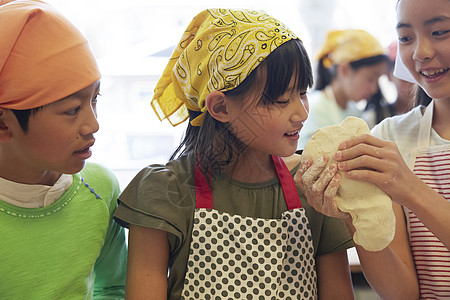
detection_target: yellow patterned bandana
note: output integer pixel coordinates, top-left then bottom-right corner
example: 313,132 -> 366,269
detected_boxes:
151,8 -> 298,126
316,29 -> 384,69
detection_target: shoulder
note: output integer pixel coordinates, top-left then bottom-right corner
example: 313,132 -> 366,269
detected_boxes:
372,106 -> 423,161
114,156 -> 196,239
79,162 -> 119,192
80,162 -> 118,182
126,156 -> 194,189
119,156 -> 195,207
79,162 -> 120,208
372,106 -> 422,141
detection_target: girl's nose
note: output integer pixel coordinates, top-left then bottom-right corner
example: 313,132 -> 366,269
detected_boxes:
292,94 -> 309,123
413,37 -> 434,62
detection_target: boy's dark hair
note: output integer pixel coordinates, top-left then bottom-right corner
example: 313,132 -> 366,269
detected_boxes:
11,107 -> 42,132
170,39 -> 313,183
315,54 -> 390,91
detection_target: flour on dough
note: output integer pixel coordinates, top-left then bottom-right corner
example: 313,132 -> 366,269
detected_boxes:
302,116 -> 396,251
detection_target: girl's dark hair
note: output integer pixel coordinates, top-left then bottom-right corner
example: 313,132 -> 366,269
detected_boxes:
10,107 -> 42,132
170,39 -> 313,183
364,85 -> 396,125
315,54 -> 390,90
415,86 -> 432,107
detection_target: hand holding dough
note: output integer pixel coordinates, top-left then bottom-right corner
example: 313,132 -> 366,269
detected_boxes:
302,116 -> 395,251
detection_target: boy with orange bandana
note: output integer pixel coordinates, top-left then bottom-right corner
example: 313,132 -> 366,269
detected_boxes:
0,0 -> 127,299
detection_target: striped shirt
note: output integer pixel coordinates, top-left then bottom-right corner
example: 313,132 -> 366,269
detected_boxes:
372,106 -> 450,299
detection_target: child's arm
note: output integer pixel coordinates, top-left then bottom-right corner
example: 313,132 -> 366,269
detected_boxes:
125,225 -> 169,300
336,134 -> 450,248
295,152 -> 419,300
316,250 -> 354,300
93,220 -> 128,299
353,203 -> 419,300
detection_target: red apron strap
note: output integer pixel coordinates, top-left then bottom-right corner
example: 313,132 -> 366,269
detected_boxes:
271,155 -> 303,210
195,156 -> 302,210
195,164 -> 213,209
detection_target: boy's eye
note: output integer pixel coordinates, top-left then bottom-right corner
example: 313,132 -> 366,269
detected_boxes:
92,93 -> 101,104
66,106 -> 81,116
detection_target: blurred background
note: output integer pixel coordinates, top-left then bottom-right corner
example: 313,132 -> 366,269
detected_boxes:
45,0 -> 398,190
46,1 -> 399,298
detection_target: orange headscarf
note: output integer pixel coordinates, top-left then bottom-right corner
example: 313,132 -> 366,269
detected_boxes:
0,0 -> 100,110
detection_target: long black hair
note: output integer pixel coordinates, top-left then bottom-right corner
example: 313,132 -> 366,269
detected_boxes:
170,39 -> 313,182
415,86 -> 432,107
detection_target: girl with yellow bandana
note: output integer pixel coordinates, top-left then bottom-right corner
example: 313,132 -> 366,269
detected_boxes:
297,29 -> 389,149
114,8 -> 354,299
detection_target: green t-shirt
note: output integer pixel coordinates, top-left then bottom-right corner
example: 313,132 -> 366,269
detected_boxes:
115,155 -> 353,299
0,163 -> 127,299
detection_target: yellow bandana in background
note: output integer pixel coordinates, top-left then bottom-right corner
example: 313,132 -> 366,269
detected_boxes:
151,8 -> 298,126
316,29 -> 384,69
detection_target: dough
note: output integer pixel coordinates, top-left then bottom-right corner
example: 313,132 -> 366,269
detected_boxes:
302,116 -> 395,251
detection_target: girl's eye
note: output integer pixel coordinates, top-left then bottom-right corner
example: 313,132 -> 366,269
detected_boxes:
432,30 -> 450,37
276,99 -> 290,105
398,35 -> 411,44
300,92 -> 308,101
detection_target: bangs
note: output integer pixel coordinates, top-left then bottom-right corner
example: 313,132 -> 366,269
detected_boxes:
223,39 -> 313,104
260,39 -> 313,105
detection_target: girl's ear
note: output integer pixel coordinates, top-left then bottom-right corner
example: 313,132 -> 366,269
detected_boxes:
0,109 -> 13,142
338,62 -> 351,77
205,90 -> 230,122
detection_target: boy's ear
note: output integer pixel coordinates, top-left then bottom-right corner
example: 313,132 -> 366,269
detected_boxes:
0,108 -> 13,142
205,90 -> 230,122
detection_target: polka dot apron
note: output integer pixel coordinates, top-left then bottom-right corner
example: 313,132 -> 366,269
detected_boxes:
181,155 -> 317,299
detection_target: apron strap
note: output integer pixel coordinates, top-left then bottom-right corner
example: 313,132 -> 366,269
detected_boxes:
409,100 -> 434,169
271,155 -> 303,210
195,156 -> 303,210
417,100 -> 434,149
195,164 -> 213,209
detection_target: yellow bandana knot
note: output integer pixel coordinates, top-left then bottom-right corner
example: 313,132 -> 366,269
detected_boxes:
151,8 -> 298,126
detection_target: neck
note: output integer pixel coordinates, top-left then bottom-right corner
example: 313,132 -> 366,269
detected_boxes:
225,152 -> 276,183
0,154 -> 61,185
329,83 -> 348,109
395,95 -> 412,114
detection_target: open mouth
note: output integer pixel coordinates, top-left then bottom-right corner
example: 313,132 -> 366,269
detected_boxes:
285,131 -> 299,137
420,68 -> 449,78
74,141 -> 95,154
74,146 -> 90,154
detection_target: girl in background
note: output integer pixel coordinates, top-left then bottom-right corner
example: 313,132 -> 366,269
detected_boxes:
363,41 -> 416,128
114,8 -> 355,300
298,29 -> 389,148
